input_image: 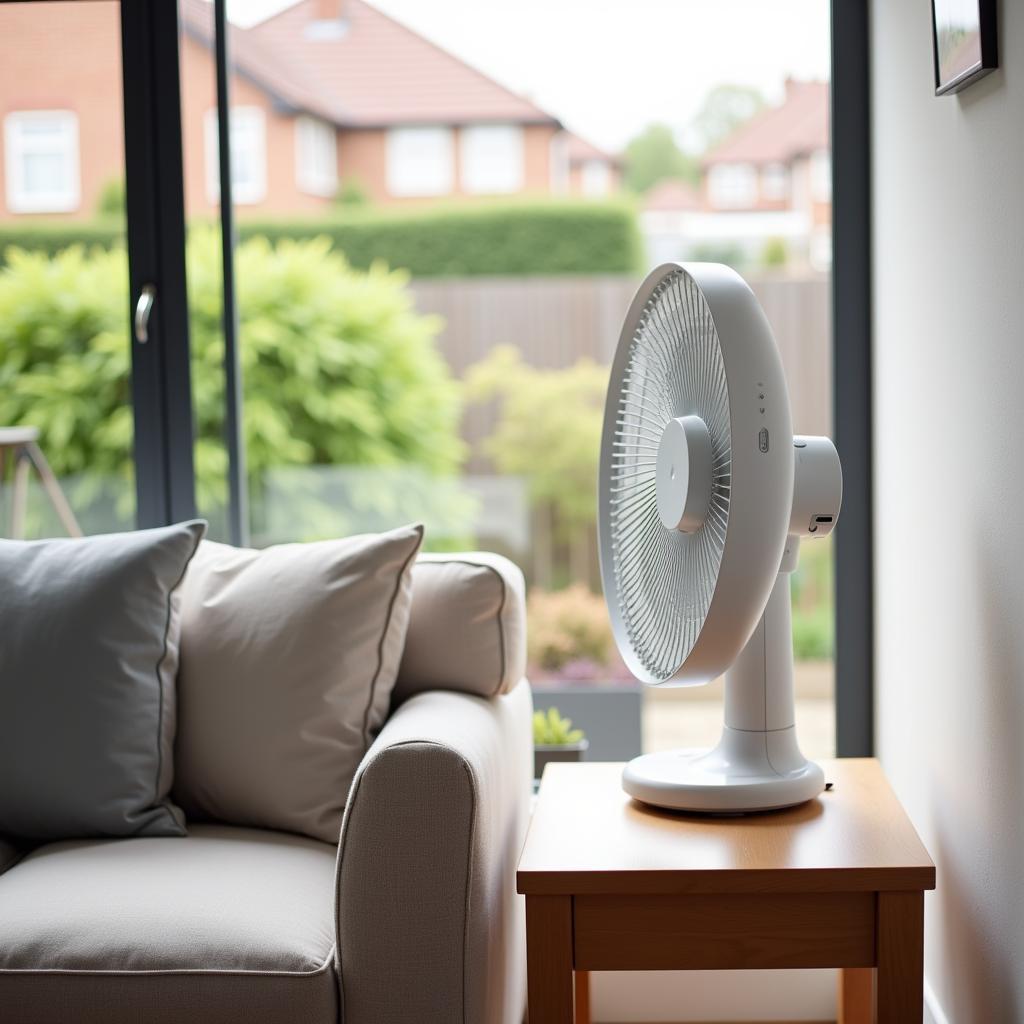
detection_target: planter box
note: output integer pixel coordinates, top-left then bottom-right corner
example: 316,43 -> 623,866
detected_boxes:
533,740 -> 589,782
531,683 -> 644,762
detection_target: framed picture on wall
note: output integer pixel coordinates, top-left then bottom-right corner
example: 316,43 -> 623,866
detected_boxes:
932,0 -> 998,95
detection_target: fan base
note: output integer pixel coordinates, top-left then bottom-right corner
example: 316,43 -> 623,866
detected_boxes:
622,727 -> 824,813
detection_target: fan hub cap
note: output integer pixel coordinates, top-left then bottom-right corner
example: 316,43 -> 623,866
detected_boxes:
655,415 -> 713,533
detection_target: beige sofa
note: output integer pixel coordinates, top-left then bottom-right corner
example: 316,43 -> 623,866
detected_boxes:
0,552 -> 533,1024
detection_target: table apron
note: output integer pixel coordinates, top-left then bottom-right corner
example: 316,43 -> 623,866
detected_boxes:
573,891 -> 877,971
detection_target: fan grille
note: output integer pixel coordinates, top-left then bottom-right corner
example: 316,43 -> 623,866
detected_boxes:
607,268 -> 732,682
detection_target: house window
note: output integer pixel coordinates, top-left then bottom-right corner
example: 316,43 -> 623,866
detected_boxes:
549,132 -> 569,194
205,106 -> 267,205
3,110 -> 80,214
386,126 -> 454,197
581,159 -> 612,197
761,162 -> 789,201
811,150 -> 832,202
459,124 -> 523,194
295,116 -> 337,197
707,163 -> 757,208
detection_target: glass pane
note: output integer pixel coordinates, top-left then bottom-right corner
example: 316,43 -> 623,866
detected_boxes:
0,1 -> 133,538
192,0 -> 835,761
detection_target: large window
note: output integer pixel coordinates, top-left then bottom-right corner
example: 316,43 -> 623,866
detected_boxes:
707,162 -> 758,208
580,158 -> 611,197
811,149 -> 832,201
459,124 -> 523,194
1,0 -> 866,774
3,110 -> 80,214
204,106 -> 266,205
386,126 -> 454,197
761,162 -> 789,201
295,115 -> 337,197
549,132 -> 570,193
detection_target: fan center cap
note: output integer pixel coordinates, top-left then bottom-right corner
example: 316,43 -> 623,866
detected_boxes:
656,415 -> 714,532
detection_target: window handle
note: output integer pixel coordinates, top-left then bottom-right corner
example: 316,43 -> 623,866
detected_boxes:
134,284 -> 156,344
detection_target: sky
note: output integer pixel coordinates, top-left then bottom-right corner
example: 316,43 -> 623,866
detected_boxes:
225,0 -> 831,152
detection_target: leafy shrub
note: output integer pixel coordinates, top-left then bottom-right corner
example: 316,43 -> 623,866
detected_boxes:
533,707 -> 585,746
791,536 -> 834,660
0,230 -> 464,532
333,178 -> 370,208
0,200 -> 643,278
465,347 -> 606,533
95,179 -> 126,218
0,222 -> 125,259
528,584 -> 615,673
761,237 -> 788,267
792,605 -> 834,661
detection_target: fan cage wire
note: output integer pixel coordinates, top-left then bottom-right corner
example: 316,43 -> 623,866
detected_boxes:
607,268 -> 732,682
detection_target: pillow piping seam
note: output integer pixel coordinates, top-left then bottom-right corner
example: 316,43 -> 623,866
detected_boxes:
144,527 -> 203,837
359,526 -> 424,753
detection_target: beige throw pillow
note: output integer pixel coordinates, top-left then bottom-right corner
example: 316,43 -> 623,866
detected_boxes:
173,524 -> 423,843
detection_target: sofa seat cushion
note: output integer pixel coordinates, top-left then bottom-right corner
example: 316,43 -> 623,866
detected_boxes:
0,825 -> 339,1024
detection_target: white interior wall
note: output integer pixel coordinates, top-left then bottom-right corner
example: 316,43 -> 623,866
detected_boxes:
870,2 -> 1024,1022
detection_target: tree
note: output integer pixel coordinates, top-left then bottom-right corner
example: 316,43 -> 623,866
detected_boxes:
464,346 -> 606,533
689,84 -> 766,153
0,230 -> 466,537
622,123 -> 697,195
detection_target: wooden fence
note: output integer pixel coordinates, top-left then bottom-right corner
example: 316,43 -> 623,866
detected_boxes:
408,273 -> 832,587
410,272 -> 832,446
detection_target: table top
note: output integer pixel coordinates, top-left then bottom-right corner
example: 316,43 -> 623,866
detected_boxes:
517,759 -> 935,896
0,426 -> 39,446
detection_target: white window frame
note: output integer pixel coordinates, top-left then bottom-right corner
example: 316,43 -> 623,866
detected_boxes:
580,158 -> 612,197
761,162 -> 789,201
295,115 -> 338,197
811,149 -> 832,202
386,126 -> 454,198
204,106 -> 267,205
459,123 -> 524,195
549,132 -> 570,194
3,110 -> 80,214
707,162 -> 758,209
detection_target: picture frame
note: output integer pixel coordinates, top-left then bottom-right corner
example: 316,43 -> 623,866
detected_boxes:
932,0 -> 998,95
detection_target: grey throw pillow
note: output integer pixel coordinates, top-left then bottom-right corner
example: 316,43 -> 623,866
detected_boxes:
173,523 -> 423,843
0,521 -> 206,840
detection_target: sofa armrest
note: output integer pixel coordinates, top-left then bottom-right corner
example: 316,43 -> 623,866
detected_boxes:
335,680 -> 533,1024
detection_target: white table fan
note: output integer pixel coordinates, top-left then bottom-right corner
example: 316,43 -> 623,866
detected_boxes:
598,263 -> 842,813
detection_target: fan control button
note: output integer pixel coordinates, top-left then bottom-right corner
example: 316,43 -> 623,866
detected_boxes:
758,428 -> 770,453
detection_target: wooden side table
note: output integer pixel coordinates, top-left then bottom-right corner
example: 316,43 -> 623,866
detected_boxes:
517,760 -> 935,1024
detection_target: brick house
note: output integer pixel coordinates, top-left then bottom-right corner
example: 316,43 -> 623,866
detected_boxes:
0,0 -> 619,222
643,80 -> 831,269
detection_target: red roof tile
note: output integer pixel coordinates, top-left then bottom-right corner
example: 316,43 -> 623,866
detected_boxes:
182,0 -> 559,128
565,132 -> 620,166
702,79 -> 828,166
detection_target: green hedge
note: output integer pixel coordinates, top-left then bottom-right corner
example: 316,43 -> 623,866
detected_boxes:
0,201 -> 642,277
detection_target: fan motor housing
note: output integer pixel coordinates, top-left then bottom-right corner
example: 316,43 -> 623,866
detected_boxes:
655,415 -> 713,533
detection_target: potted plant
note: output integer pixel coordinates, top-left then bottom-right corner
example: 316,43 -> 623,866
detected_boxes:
533,707 -> 589,781
527,584 -> 644,761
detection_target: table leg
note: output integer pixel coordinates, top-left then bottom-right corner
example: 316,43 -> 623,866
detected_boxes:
574,970 -> 590,1024
838,967 -> 874,1024
526,895 -> 574,1024
876,891 -> 924,1023
11,450 -> 30,539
